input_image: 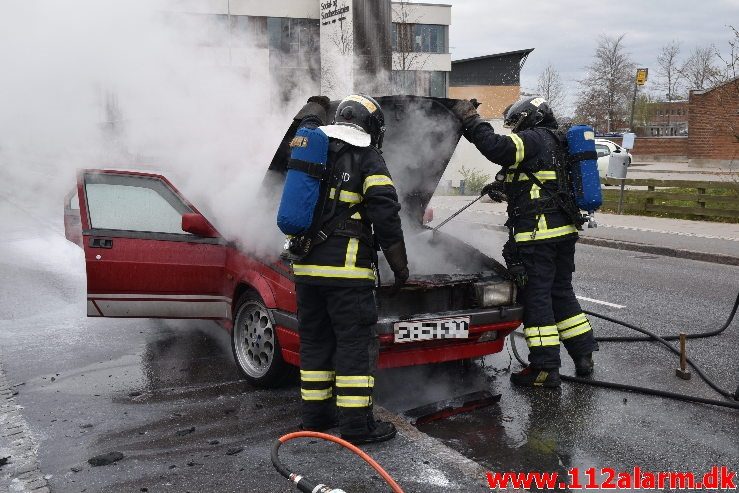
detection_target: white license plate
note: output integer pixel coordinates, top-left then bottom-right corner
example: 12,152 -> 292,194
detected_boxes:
393,317 -> 470,343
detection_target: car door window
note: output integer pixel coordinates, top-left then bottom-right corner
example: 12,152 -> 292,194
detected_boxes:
85,173 -> 192,234
595,144 -> 611,158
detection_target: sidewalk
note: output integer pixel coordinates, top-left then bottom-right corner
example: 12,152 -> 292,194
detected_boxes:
615,161 -> 737,182
429,196 -> 739,265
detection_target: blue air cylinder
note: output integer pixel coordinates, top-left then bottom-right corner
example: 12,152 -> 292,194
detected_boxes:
276,127 -> 329,235
566,125 -> 603,213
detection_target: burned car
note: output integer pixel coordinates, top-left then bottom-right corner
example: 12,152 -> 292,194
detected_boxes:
64,96 -> 523,387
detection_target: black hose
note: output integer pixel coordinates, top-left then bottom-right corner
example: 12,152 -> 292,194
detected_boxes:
509,333 -> 739,410
589,292 -> 739,342
581,310 -> 734,399
271,439 -> 290,480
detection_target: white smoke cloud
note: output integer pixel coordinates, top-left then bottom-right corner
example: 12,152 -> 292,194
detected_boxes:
0,0 -> 306,254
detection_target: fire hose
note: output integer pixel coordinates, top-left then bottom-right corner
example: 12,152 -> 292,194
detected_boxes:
509,291 -> 739,410
271,431 -> 404,493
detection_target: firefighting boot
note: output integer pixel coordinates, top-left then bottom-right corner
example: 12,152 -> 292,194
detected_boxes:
510,367 -> 561,388
572,353 -> 594,376
340,410 -> 397,445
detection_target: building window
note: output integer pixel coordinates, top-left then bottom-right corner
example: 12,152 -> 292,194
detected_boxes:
267,17 -> 320,70
231,16 -> 268,48
392,23 -> 447,53
391,70 -> 447,97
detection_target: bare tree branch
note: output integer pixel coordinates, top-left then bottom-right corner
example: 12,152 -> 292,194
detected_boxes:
656,40 -> 684,101
536,63 -> 566,114
680,45 -> 721,90
574,34 -> 635,132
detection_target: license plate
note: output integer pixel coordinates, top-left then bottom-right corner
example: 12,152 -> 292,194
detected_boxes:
393,317 -> 470,343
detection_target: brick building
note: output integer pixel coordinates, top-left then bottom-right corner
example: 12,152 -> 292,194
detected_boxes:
448,49 -> 534,119
642,100 -> 689,137
688,77 -> 739,167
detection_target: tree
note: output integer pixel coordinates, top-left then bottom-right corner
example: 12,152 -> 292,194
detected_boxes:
574,34 -> 635,132
656,41 -> 684,101
536,63 -> 566,114
680,45 -> 721,91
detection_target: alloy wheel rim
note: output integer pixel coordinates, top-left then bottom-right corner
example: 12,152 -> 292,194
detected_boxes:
235,301 -> 274,378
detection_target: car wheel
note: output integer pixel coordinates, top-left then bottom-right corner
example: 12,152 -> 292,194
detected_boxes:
232,293 -> 289,388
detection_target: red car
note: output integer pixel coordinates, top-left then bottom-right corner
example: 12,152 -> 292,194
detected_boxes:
64,96 -> 522,387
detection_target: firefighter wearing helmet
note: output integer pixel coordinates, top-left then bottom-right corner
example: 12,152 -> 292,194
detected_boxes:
290,94 -> 408,443
451,96 -> 599,388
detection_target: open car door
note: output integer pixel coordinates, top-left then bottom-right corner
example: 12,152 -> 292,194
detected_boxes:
77,169 -> 231,319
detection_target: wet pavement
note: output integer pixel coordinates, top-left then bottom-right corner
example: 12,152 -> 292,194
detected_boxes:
1,193 -> 738,492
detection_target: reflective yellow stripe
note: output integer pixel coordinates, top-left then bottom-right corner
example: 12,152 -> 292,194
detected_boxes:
538,214 -> 548,231
350,212 -> 362,220
505,170 -> 557,183
336,395 -> 371,408
345,95 -> 377,113
294,235 -> 376,280
559,321 -> 593,340
530,184 -> 540,199
336,375 -> 374,388
301,388 -> 333,401
329,188 -> 362,204
362,175 -> 394,194
514,224 -> 577,243
344,238 -> 359,269
523,325 -> 559,338
524,325 -> 560,348
534,371 -> 550,385
510,134 -> 524,167
300,370 -> 335,382
557,313 -> 588,331
293,264 -> 376,279
527,336 -> 560,347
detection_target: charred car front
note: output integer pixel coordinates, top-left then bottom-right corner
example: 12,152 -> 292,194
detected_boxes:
64,96 -> 523,387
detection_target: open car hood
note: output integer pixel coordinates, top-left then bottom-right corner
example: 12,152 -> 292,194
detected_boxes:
262,96 -> 463,223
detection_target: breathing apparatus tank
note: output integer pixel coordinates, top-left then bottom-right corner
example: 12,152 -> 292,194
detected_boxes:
566,125 -> 602,226
276,126 -> 330,236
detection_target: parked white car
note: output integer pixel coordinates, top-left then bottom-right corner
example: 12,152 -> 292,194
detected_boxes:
595,139 -> 632,178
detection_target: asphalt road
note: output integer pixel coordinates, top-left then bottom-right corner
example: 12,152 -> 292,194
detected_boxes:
1,195 -> 737,492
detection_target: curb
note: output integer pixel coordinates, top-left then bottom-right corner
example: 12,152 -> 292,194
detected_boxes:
577,237 -> 739,266
474,222 -> 739,266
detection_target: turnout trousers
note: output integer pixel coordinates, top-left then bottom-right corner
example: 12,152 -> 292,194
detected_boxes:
295,284 -> 379,435
517,237 -> 599,369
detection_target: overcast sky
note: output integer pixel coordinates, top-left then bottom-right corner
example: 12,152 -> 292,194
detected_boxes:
448,0 -> 739,111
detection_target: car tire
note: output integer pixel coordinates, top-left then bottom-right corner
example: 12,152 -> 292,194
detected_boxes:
231,293 -> 290,388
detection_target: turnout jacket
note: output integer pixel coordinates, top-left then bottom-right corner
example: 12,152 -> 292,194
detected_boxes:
292,118 -> 404,287
468,123 -> 578,244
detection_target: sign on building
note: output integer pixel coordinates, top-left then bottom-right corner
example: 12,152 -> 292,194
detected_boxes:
320,0 -> 392,98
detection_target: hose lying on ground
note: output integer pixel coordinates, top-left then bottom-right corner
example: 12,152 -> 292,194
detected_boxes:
508,291 -> 739,409
589,291 -> 739,343
271,431 -> 405,493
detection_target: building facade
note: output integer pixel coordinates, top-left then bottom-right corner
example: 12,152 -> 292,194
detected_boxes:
449,49 -> 534,119
165,0 -> 451,101
640,100 -> 689,137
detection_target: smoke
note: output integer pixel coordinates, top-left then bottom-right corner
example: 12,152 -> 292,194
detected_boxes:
0,0 -> 309,255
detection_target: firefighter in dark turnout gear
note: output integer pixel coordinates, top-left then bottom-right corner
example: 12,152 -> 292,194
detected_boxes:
451,96 -> 598,388
290,95 -> 408,443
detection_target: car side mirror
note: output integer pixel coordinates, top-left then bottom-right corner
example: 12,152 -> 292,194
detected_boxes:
613,148 -> 622,153
182,213 -> 219,238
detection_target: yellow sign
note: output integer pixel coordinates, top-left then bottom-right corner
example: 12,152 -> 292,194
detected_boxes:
636,68 -> 648,86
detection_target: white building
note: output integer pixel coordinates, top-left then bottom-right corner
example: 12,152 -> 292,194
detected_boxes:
164,0 -> 451,101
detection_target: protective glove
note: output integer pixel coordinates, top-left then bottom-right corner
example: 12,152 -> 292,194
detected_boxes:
294,95 -> 331,125
383,240 -> 409,295
450,99 -> 480,127
481,181 -> 507,203
502,240 -> 527,287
